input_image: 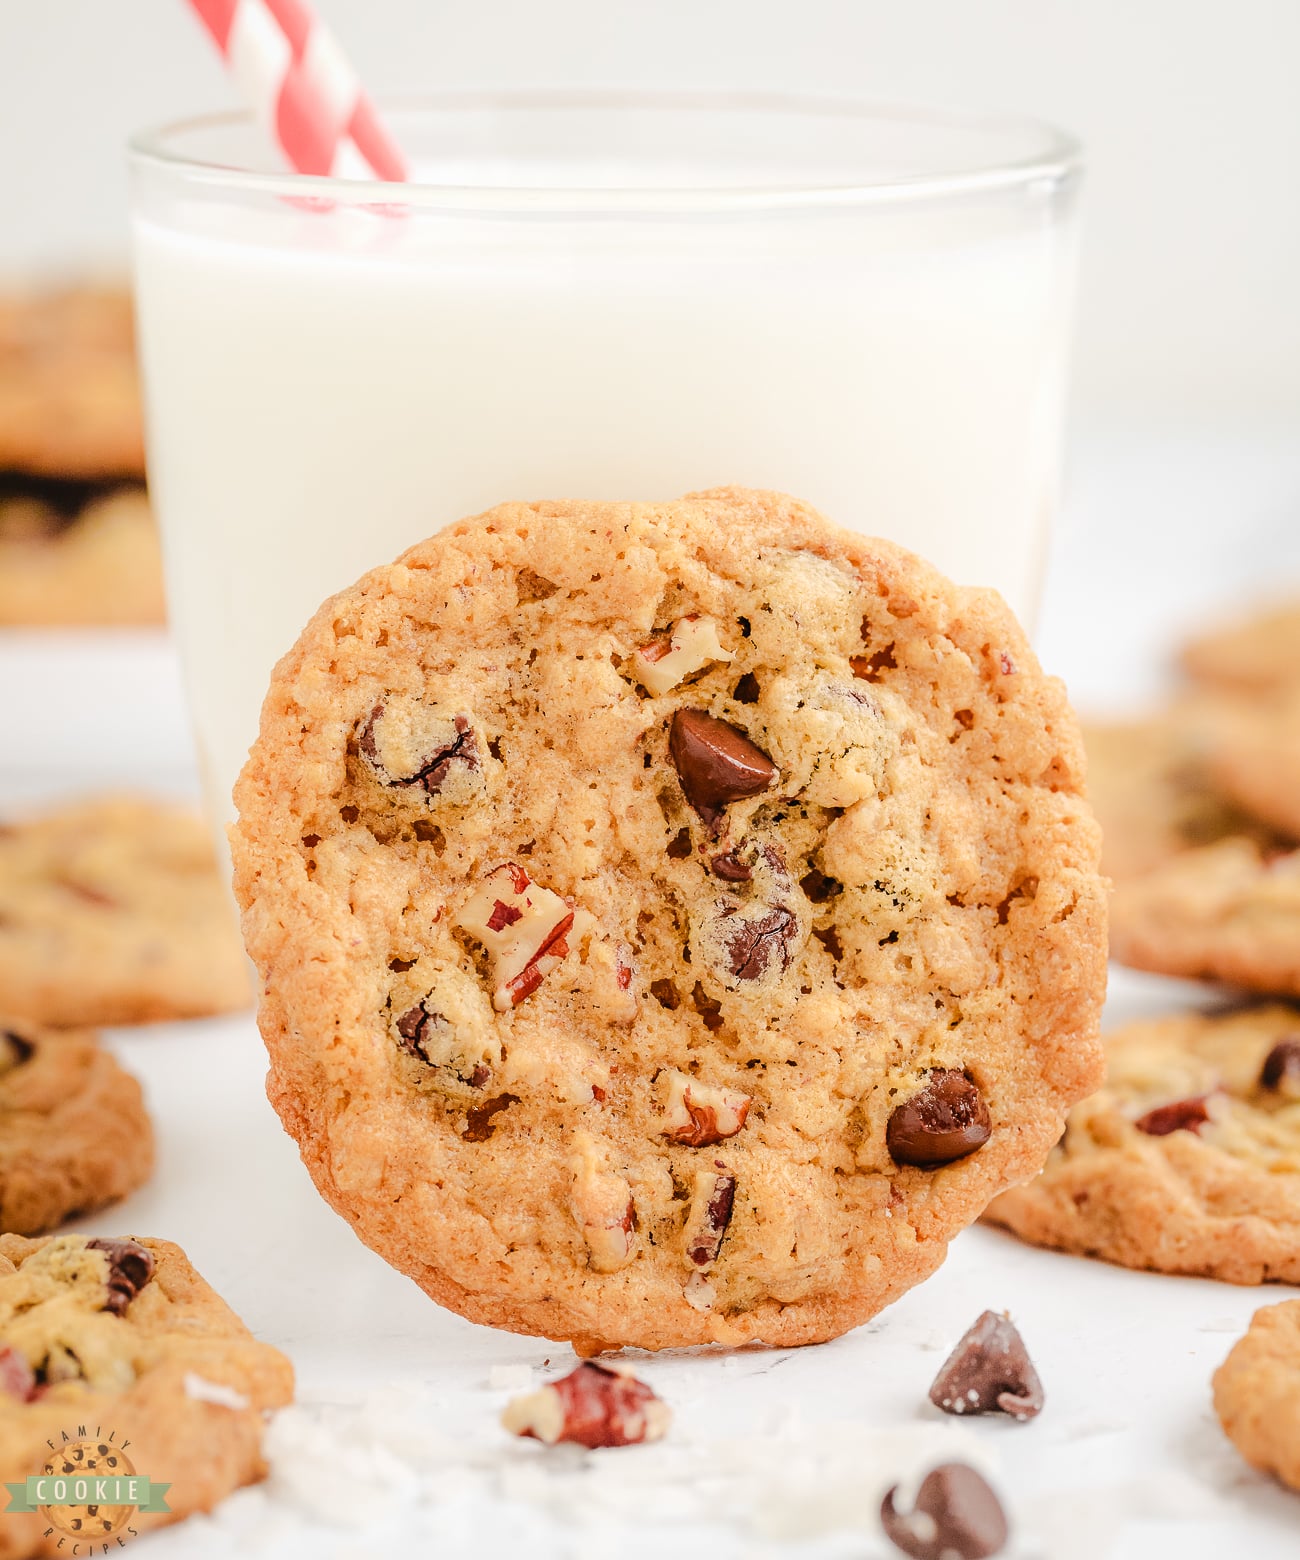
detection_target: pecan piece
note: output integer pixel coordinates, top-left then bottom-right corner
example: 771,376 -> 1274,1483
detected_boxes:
569,1135 -> 635,1272
682,1169 -> 736,1270
501,1361 -> 670,1448
661,1070 -> 750,1147
455,863 -> 575,1011
0,1344 -> 36,1402
632,615 -> 733,697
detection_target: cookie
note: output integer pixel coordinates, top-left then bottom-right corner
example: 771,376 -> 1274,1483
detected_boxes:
1213,1299 -> 1300,1491
1181,597 -> 1300,698
0,797 -> 251,1028
0,288 -> 144,481
986,1004 -> 1300,1282
0,1233 -> 293,1557
1202,689 -> 1300,844
1082,705 -> 1274,882
0,1018 -> 153,1235
0,482 -> 165,627
231,487 -> 1106,1352
1109,837 -> 1300,994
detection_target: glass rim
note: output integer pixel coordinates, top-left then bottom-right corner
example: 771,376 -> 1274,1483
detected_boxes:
128,88 -> 1082,215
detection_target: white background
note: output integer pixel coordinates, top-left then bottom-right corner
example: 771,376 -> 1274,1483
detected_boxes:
2,0 -> 1300,424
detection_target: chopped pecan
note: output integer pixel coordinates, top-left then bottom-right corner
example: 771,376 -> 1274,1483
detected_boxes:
455,863 -> 575,1011
661,1070 -> 750,1147
682,1169 -> 736,1270
632,615 -> 733,697
501,1361 -> 670,1448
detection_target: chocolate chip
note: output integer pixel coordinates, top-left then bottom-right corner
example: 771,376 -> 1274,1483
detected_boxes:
710,849 -> 753,882
1134,1096 -> 1210,1136
733,672 -> 760,704
650,978 -> 681,1010
691,981 -> 724,1032
86,1239 -> 155,1316
887,1070 -> 991,1167
360,701 -> 480,796
722,905 -> 797,981
799,868 -> 841,904
880,1463 -> 1009,1560
462,1093 -> 519,1143
0,1028 -> 34,1073
929,1310 -> 1043,1421
668,710 -> 776,825
1260,1037 -> 1300,1094
395,1000 -> 448,1064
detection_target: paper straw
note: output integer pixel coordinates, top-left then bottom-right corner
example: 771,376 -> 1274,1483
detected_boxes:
185,0 -> 407,182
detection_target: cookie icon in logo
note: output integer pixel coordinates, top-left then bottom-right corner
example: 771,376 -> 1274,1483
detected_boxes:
39,1440 -> 137,1539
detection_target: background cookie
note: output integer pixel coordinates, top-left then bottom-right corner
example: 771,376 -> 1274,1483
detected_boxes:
0,288 -> 144,481
1214,1299 -> 1300,1492
1203,688 -> 1300,844
0,796 -> 251,1027
232,487 -> 1106,1352
0,1233 -> 293,1558
1109,838 -> 1300,994
1181,596 -> 1300,698
986,1005 -> 1300,1283
0,1017 -> 152,1235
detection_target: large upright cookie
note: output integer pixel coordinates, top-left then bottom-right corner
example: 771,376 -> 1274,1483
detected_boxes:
1109,838 -> 1300,995
0,1017 -> 153,1235
232,488 -> 1106,1351
0,289 -> 144,480
1214,1299 -> 1300,1491
0,1234 -> 293,1558
0,797 -> 251,1027
986,1005 -> 1300,1283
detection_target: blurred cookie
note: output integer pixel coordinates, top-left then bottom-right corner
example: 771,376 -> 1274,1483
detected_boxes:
987,1005 -> 1300,1283
1204,689 -> 1300,843
1181,596 -> 1300,698
0,797 -> 251,1028
0,1233 -> 293,1557
1083,705 -> 1272,881
0,288 -> 144,480
0,1017 -> 152,1235
0,482 -> 165,627
231,487 -> 1106,1352
1214,1299 -> 1300,1491
1109,837 -> 1300,994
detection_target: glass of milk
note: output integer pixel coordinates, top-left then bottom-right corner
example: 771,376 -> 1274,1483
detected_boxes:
130,92 -> 1081,830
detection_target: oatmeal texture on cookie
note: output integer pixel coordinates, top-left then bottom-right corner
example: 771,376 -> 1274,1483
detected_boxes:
232,487 -> 1105,1351
1214,1298 -> 1300,1491
0,1233 -> 293,1559
987,1004 -> 1300,1282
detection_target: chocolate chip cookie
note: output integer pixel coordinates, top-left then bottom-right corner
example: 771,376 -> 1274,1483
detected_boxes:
1109,838 -> 1300,995
0,481 -> 165,627
1082,705 -> 1275,882
0,288 -> 144,481
0,797 -> 251,1028
0,1233 -> 293,1557
232,487 -> 1106,1351
1181,596 -> 1300,699
986,1005 -> 1300,1283
0,1018 -> 153,1235
1214,1298 -> 1300,1492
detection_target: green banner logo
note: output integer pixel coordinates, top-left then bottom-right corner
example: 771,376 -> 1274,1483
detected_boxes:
5,1474 -> 171,1514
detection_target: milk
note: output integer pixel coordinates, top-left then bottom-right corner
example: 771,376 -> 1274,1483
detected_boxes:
133,182 -> 1076,827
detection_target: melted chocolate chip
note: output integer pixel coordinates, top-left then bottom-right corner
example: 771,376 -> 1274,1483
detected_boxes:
722,905 -> 797,981
462,1093 -> 519,1143
799,868 -> 841,904
929,1311 -> 1043,1421
1260,1036 -> 1300,1093
0,1028 -> 35,1072
733,672 -> 760,704
395,1000 -> 447,1064
1134,1096 -> 1210,1136
710,849 -> 753,882
880,1463 -> 1009,1560
668,710 -> 776,825
666,827 -> 693,860
887,1070 -> 991,1168
86,1239 -> 155,1316
359,702 -> 480,796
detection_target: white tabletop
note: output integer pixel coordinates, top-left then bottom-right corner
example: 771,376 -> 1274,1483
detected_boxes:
4,425 -> 1300,1559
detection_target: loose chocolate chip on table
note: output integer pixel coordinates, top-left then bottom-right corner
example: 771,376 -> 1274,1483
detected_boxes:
87,1239 -> 155,1316
1133,1096 -> 1210,1137
1260,1037 -> 1300,1093
880,1463 -> 1009,1560
668,710 -> 776,825
887,1070 -> 991,1168
929,1310 -> 1044,1421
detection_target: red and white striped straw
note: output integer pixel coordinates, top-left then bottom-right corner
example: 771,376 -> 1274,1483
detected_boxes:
186,0 -> 407,182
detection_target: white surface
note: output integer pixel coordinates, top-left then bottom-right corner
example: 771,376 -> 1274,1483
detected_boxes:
2,428 -> 1300,1558
5,1 -> 1300,424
